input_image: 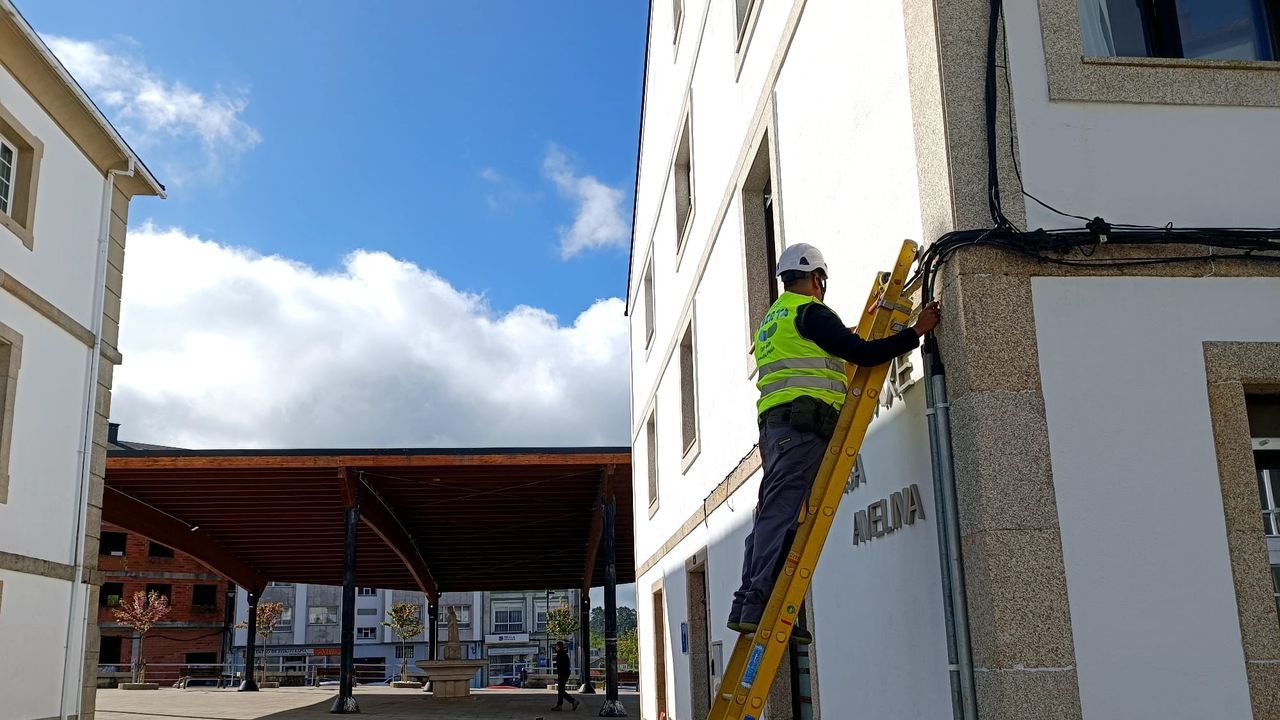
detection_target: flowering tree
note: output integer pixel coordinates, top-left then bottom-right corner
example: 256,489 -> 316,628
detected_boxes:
545,599 -> 578,641
111,590 -> 171,683
382,602 -> 425,681
235,601 -> 285,683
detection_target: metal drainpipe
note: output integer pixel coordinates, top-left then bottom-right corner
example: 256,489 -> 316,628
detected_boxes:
923,331 -> 979,720
61,161 -> 134,719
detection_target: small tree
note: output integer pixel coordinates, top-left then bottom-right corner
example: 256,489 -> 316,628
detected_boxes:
382,602 -> 424,682
235,601 -> 285,683
617,627 -> 639,670
111,590 -> 171,683
545,599 -> 578,641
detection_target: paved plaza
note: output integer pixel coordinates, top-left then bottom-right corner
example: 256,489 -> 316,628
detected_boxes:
96,687 -> 638,720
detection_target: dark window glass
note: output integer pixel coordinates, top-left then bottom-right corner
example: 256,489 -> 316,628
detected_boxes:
99,635 -> 124,664
148,542 -> 174,558
192,584 -> 218,607
145,583 -> 172,601
100,532 -> 127,557
101,582 -> 124,607
1080,0 -> 1277,60
185,652 -> 217,664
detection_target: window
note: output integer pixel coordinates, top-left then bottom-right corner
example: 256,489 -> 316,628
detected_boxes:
192,584 -> 218,608
0,136 -> 14,216
680,318 -> 699,458
0,322 -> 20,504
1253,395 -> 1280,535
735,0 -> 761,49
185,652 -> 217,666
148,542 -> 174,558
357,608 -> 378,616
395,644 -> 417,659
647,410 -> 659,511
145,583 -> 172,601
643,255 -> 656,350
741,133 -> 780,348
673,0 -> 685,43
99,635 -> 123,665
1078,0 -> 1280,60
268,581 -> 294,587
674,113 -> 694,253
278,607 -> 293,630
357,587 -> 377,596
100,582 -> 124,607
0,105 -> 42,249
445,605 -> 472,629
100,532 -> 127,557
309,606 -> 339,625
493,601 -> 525,633
357,627 -> 378,640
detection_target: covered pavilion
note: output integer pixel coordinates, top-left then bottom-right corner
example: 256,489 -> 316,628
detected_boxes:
103,446 -> 634,715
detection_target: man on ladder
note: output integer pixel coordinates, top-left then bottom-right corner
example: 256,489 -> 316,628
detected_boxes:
728,243 -> 941,641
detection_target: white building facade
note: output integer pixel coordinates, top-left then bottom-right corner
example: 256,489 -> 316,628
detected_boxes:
629,2 -> 1280,720
0,3 -> 163,718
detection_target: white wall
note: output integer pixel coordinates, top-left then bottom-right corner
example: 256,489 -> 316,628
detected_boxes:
630,0 -> 950,717
1004,3 -> 1280,231
1033,276 -> 1280,720
0,570 -> 80,719
0,64 -> 106,326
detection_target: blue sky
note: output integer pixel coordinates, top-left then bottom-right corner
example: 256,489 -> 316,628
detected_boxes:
25,0 -> 646,319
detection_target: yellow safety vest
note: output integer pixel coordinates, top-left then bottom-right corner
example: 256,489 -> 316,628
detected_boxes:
754,292 -> 847,415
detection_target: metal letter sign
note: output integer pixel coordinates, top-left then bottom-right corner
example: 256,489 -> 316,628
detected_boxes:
853,483 -> 927,546
681,622 -> 689,654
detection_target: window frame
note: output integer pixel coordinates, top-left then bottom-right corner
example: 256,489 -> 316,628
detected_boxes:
1258,445 -> 1280,537
148,541 -> 174,558
356,627 -> 378,640
0,134 -> 16,216
643,253 -> 657,352
1081,0 -> 1279,62
740,129 -> 782,356
1039,0 -> 1280,107
357,587 -> 377,597
309,605 -> 339,626
100,531 -> 128,557
145,583 -> 172,601
679,314 -> 701,470
646,409 -> 659,516
0,322 -> 21,505
278,606 -> 294,631
492,600 -> 526,633
0,103 -> 44,250
673,110 -> 695,262
101,582 -> 125,607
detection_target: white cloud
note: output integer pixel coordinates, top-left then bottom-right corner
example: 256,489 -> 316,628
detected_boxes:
544,145 -> 629,259
112,224 -> 630,449
43,35 -> 261,183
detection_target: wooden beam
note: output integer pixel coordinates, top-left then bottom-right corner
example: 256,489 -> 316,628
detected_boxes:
108,451 -> 631,471
353,473 -> 438,597
581,464 -> 616,591
102,486 -> 266,594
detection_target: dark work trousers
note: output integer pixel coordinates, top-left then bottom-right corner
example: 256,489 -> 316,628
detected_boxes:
554,675 -> 576,707
731,421 -> 828,623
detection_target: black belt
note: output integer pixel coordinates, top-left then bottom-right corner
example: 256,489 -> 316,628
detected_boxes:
758,404 -> 794,427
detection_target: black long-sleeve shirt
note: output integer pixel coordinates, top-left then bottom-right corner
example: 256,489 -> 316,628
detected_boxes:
554,648 -> 571,679
795,302 -> 919,366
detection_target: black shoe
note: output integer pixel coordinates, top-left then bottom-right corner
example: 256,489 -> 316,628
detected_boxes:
552,706 -> 562,712
573,700 -> 580,711
790,627 -> 813,645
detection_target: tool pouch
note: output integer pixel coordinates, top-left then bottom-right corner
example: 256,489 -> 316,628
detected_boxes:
789,396 -> 839,440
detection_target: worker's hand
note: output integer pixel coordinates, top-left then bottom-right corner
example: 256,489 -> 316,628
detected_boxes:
912,301 -> 941,336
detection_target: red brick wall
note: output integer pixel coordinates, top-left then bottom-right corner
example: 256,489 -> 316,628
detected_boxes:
98,523 -> 234,684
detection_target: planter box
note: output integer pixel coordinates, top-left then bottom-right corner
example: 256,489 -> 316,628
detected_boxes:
392,680 -> 424,689
120,683 -> 159,690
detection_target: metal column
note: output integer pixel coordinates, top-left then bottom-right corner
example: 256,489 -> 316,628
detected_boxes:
330,502 -> 360,713
428,599 -> 439,661
578,593 -> 595,693
239,592 -> 259,691
599,496 -> 625,716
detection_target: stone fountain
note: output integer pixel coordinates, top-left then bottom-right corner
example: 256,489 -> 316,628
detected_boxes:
415,607 -> 485,699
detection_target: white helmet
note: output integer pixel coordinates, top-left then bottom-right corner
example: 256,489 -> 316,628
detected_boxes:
776,243 -> 828,276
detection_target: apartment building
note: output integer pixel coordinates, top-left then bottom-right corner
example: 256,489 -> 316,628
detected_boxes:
231,585 -> 583,687
629,2 -> 1280,720
96,522 -> 235,687
0,2 -> 164,718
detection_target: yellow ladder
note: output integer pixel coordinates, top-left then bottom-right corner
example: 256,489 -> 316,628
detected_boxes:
707,239 -> 919,720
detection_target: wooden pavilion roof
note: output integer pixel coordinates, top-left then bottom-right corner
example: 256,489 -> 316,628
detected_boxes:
104,447 -> 633,596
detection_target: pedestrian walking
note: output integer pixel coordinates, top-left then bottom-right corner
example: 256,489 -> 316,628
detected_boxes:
550,641 -> 579,711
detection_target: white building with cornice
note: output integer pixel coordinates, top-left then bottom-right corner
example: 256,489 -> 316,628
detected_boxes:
0,2 -> 163,717
628,2 -> 1280,719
